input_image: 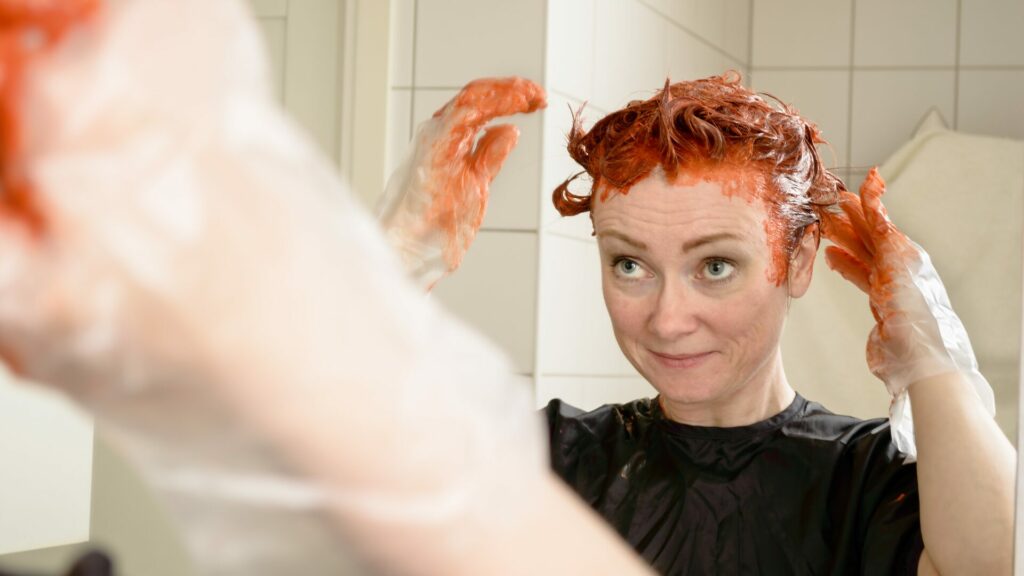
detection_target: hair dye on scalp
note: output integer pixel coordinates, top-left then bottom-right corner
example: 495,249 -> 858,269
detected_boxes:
553,71 -> 846,284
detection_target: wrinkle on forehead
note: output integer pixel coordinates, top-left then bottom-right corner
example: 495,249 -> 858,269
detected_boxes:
594,164 -> 791,285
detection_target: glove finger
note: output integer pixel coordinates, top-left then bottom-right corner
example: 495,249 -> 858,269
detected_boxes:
472,124 -> 519,183
859,167 -> 893,240
824,245 -> 872,294
819,207 -> 874,266
444,77 -> 546,131
837,190 -> 877,256
426,78 -> 546,187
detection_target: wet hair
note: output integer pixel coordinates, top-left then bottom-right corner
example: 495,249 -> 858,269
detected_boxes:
553,71 -> 844,265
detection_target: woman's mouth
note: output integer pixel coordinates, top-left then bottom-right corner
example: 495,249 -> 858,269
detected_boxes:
648,350 -> 715,369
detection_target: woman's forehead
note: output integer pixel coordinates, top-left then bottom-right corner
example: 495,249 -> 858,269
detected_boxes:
592,168 -> 772,237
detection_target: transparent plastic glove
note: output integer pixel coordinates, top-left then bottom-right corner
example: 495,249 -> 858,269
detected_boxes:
378,77 -> 546,289
820,168 -> 996,459
0,1 -> 547,574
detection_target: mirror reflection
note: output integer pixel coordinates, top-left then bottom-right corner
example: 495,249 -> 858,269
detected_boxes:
0,1 -> 1019,575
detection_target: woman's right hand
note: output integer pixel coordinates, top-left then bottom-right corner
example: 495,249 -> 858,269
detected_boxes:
378,77 -> 546,290
819,168 -> 995,456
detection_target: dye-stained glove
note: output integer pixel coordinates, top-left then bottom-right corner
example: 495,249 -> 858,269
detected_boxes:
820,167 -> 996,459
378,77 -> 546,290
0,1 -> 547,574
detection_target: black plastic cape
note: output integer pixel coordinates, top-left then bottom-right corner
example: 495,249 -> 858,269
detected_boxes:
545,394 -> 923,575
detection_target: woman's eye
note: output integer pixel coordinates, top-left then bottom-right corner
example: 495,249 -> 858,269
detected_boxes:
702,259 -> 735,281
613,258 -> 645,278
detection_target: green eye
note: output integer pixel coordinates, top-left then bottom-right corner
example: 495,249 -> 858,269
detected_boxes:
704,259 -> 735,280
613,258 -> 644,278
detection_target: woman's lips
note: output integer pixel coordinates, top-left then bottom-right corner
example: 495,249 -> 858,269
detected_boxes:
648,350 -> 715,369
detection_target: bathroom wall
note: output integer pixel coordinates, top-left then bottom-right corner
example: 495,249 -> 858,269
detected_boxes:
749,0 -> 1024,428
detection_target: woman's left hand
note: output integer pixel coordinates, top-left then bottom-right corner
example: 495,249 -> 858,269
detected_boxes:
819,168 -> 995,451
378,77 -> 546,290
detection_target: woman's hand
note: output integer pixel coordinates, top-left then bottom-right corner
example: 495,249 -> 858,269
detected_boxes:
819,168 -> 995,455
378,77 -> 546,290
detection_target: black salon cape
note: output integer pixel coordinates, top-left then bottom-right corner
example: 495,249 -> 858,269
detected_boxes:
545,394 -> 923,575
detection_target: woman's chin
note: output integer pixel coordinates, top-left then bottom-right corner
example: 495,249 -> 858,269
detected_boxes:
646,373 -> 729,407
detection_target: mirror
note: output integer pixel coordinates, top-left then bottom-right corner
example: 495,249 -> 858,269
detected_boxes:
1,0 -> 1019,574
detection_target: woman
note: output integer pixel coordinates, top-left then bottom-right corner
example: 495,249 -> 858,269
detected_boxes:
383,73 -> 1016,574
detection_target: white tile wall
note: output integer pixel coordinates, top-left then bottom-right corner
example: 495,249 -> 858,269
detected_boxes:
958,70 -> 1024,141
854,0 -> 958,67
432,231 -> 538,373
592,0 -> 669,111
536,234 -> 639,376
389,0 -> 415,87
385,88 -> 413,177
546,0 -> 596,101
750,70 -> 851,168
644,0 -> 750,65
849,70 -> 955,168
414,0 -> 546,87
960,0 -> 1024,67
545,210 -> 598,242
666,20 -> 743,82
411,89 -> 543,231
721,0 -> 752,64
540,92 -> 603,230
751,0 -> 852,68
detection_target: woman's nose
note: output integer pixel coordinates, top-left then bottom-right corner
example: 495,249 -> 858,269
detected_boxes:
647,279 -> 700,340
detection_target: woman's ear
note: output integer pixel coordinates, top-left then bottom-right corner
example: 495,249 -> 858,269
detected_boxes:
787,223 -> 819,298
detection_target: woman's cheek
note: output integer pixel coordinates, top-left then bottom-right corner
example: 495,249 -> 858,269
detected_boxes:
602,283 -> 648,335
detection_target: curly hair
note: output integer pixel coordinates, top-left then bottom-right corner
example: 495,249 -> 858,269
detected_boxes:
553,72 -> 845,282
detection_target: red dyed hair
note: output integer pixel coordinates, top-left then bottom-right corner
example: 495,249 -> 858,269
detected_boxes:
553,72 -> 843,256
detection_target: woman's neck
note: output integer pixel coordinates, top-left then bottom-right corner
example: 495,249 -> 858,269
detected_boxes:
658,351 -> 796,427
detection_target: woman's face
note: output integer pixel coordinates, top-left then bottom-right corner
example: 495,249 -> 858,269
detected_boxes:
591,167 -> 815,414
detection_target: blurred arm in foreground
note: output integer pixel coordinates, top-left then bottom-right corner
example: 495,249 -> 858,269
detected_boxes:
0,1 -> 651,575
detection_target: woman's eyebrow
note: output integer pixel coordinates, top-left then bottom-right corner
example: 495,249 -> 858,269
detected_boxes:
598,230 -> 647,250
682,232 -> 743,252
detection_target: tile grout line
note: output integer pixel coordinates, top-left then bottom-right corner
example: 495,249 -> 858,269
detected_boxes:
953,0 -> 962,129
407,0 -> 418,141
845,0 -> 856,171
746,0 -> 755,71
532,0 -> 554,398
637,1 -> 745,70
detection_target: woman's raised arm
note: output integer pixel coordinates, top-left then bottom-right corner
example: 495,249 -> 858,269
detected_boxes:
822,168 -> 1015,575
